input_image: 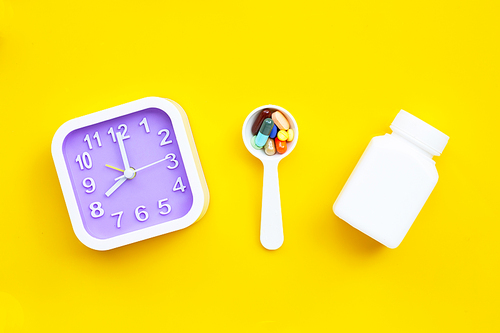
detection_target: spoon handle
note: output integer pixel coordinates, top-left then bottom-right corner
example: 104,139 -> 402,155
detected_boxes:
260,161 -> 284,250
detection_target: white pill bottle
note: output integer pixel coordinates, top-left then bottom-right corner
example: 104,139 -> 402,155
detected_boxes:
333,110 -> 449,248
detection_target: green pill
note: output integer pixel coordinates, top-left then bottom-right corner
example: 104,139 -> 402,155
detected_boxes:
251,135 -> 264,150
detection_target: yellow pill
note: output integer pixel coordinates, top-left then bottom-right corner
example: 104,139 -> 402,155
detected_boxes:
286,128 -> 294,142
277,130 -> 289,141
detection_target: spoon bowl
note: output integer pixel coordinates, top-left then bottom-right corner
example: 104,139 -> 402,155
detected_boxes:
242,105 -> 299,250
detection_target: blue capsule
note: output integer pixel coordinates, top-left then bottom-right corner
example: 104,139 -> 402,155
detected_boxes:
269,125 -> 278,139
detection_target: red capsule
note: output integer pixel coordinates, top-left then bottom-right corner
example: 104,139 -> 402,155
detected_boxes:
251,109 -> 272,135
275,137 -> 287,154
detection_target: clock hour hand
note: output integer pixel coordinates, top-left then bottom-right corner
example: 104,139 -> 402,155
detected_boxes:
114,155 -> 169,181
116,131 -> 131,170
105,177 -> 127,197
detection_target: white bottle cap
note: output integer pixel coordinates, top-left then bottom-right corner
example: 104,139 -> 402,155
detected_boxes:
390,110 -> 449,156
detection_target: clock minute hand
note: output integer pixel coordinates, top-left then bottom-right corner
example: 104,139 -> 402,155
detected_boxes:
116,131 -> 130,170
114,156 -> 168,181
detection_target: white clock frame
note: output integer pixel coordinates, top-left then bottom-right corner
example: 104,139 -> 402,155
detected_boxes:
52,97 -> 209,250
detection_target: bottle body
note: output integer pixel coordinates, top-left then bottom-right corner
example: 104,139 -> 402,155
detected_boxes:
333,134 -> 439,248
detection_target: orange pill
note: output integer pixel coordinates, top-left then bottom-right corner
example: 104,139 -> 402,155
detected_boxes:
271,111 -> 290,130
275,137 -> 287,154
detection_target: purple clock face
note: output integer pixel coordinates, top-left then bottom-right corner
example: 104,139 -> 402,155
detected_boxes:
63,107 -> 194,239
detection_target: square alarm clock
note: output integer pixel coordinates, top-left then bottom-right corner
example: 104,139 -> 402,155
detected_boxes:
52,97 -> 209,250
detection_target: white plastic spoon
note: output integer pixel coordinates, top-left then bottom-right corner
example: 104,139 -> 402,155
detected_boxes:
242,105 -> 299,250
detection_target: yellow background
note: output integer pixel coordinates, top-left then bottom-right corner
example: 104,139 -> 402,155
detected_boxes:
1,0 -> 499,331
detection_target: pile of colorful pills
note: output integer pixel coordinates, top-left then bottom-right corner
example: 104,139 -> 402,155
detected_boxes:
250,108 -> 295,155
